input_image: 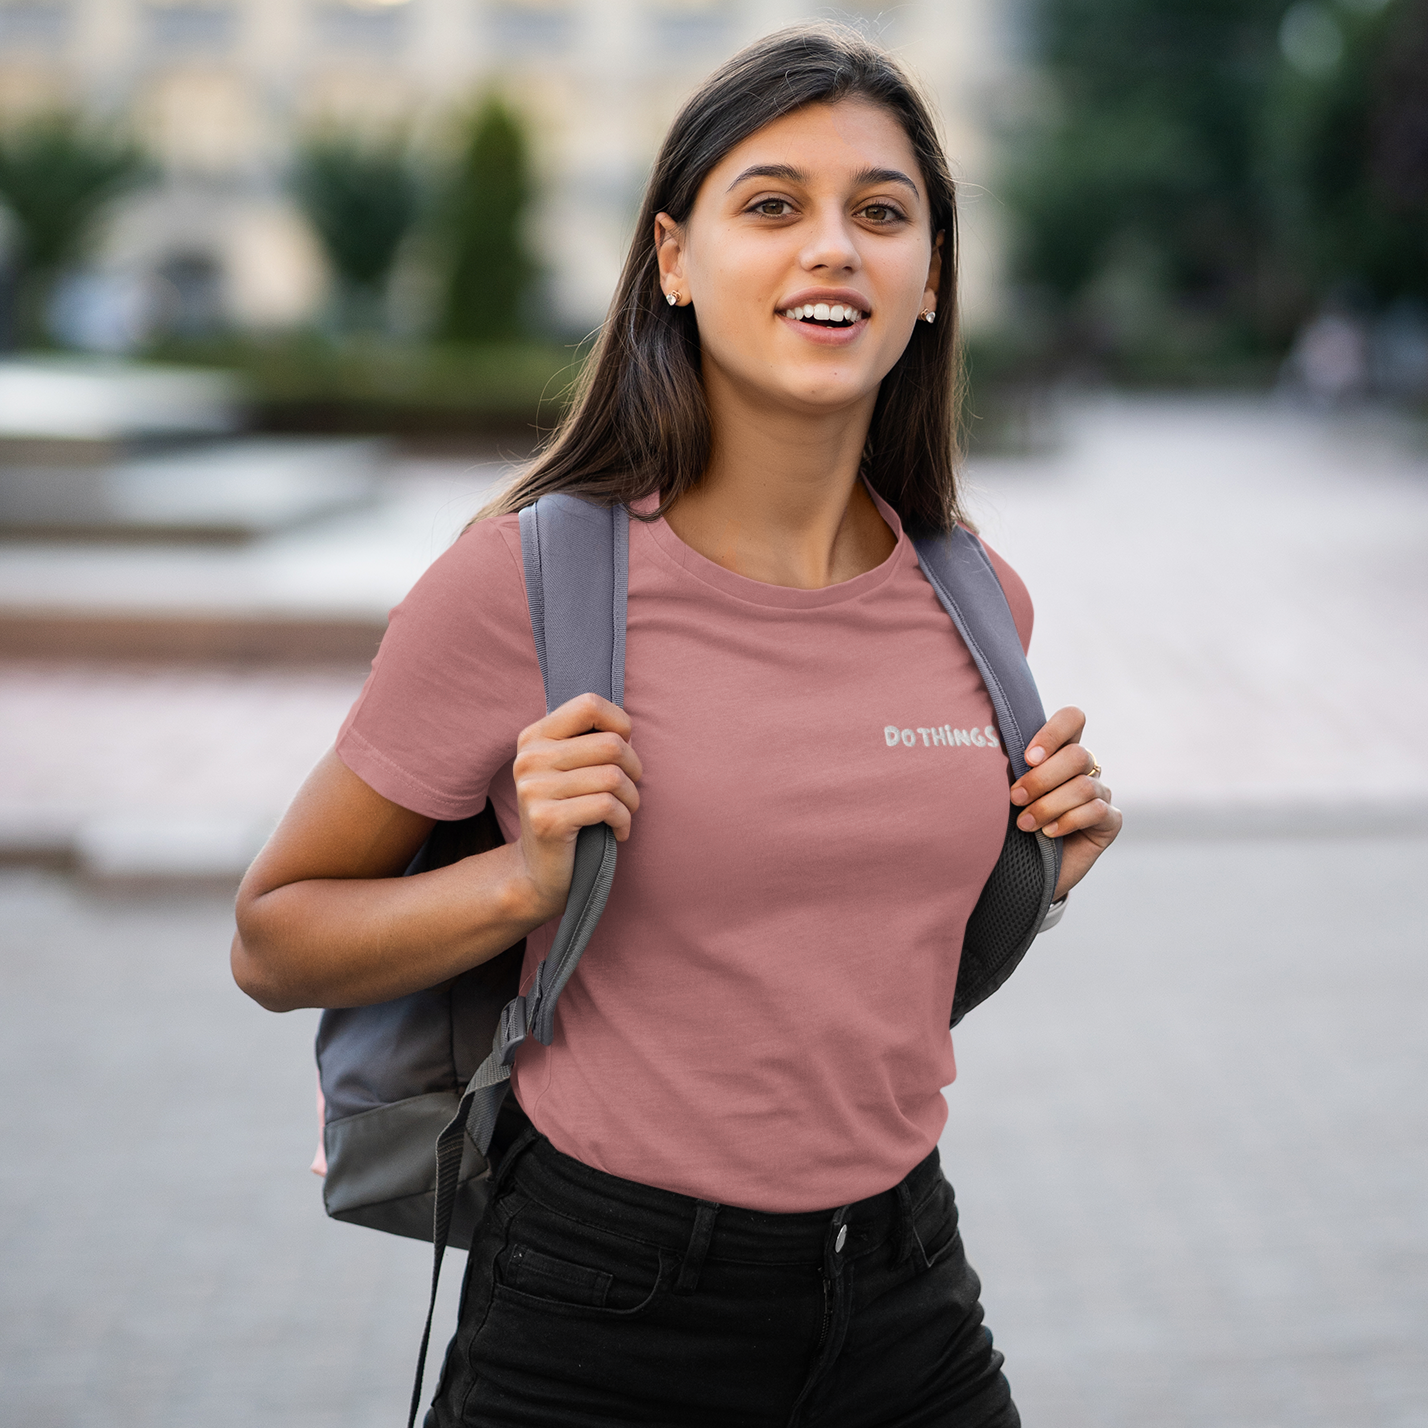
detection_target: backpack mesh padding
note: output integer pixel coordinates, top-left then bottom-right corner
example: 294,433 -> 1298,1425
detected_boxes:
951,813 -> 1051,1026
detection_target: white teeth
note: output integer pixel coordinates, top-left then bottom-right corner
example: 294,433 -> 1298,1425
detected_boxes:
780,303 -> 866,321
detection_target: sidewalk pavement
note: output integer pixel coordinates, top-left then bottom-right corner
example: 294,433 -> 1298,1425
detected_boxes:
2,395 -> 1426,875
0,459 -> 503,871
1,832 -> 1423,1428
1,395 -> 1424,1425
961,395 -> 1428,827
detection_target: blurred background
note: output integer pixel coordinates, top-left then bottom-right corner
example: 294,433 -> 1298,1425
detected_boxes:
1,2 -> 1424,1426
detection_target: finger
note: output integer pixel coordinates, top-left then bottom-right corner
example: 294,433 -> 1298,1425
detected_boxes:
1044,798 -> 1121,842
527,791 -> 633,843
522,764 -> 641,816
1015,774 -> 1103,832
529,729 -> 642,783
522,693 -> 631,746
1011,743 -> 1093,805
1024,706 -> 1085,767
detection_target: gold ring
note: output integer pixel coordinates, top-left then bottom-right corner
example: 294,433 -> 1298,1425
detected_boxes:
1086,752 -> 1102,780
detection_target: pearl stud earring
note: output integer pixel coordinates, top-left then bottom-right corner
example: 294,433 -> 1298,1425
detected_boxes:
919,308 -> 936,324
667,292 -> 678,307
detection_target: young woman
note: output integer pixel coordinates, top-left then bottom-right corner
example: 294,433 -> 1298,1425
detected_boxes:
234,25 -> 1120,1427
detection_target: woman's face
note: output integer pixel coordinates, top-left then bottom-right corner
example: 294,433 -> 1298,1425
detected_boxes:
656,98 -> 941,420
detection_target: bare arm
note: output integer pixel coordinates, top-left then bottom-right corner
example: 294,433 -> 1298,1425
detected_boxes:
231,694 -> 641,1013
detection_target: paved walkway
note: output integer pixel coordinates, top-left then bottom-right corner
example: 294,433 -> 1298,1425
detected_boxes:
1,833 -> 1423,1427
3,396 -> 1425,872
962,396 -> 1428,821
946,835 -> 1427,1428
2,396 -> 1426,1424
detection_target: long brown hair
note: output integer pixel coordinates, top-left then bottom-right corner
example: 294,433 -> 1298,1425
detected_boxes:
485,23 -> 966,534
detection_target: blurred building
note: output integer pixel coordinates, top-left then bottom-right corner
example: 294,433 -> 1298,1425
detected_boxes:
0,0 -> 1019,340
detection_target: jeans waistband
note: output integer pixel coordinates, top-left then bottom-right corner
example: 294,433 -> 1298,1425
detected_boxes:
502,1131 -> 944,1267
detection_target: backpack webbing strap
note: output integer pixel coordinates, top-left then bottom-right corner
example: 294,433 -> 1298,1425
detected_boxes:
515,494 -> 629,1044
912,526 -> 1045,779
912,525 -> 1063,1024
408,496 -> 629,1428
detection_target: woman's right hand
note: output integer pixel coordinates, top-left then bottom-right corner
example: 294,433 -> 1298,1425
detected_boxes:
511,693 -> 642,924
231,693 -> 639,1012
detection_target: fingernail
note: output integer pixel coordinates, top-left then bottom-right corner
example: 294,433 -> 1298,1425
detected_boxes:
1043,820 -> 1058,836
1017,813 -> 1036,831
1010,788 -> 1028,805
1026,746 -> 1045,765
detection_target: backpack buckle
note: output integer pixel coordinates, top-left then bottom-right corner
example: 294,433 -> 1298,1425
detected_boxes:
495,994 -> 527,1065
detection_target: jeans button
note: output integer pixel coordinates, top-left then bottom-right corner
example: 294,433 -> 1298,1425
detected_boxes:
834,1224 -> 847,1253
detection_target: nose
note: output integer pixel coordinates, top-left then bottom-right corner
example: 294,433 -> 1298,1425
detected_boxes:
798,201 -> 861,275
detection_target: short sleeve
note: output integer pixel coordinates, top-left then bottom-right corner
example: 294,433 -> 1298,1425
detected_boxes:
335,515 -> 546,821
979,540 -> 1034,654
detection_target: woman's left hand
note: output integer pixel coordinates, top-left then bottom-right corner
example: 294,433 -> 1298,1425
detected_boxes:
1010,706 -> 1122,901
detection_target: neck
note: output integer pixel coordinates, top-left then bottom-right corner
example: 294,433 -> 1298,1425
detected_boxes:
663,364 -> 896,589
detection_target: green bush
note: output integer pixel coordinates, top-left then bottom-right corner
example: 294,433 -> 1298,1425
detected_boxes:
149,335 -> 586,441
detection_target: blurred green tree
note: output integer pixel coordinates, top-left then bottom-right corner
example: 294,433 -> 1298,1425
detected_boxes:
1015,1 -> 1281,292
437,98 -> 535,342
1266,0 -> 1428,305
1005,0 -> 1428,379
1005,0 -> 1298,377
0,116 -> 145,346
291,136 -> 421,332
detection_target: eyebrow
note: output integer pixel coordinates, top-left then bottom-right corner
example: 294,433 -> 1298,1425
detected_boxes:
726,163 -> 921,198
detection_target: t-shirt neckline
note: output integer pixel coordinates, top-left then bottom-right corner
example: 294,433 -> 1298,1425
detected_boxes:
634,485 -> 913,610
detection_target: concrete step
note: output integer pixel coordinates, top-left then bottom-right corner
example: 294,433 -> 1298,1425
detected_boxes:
0,436 -> 386,541
0,458 -> 505,660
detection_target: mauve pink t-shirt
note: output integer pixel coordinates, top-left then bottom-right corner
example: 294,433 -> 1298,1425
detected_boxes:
336,492 -> 1033,1212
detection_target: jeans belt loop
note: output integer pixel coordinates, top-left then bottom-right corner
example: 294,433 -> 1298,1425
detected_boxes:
675,1201 -> 721,1295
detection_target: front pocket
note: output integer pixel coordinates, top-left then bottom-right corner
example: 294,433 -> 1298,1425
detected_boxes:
491,1205 -> 671,1321
491,1247 -> 669,1321
505,1243 -> 612,1308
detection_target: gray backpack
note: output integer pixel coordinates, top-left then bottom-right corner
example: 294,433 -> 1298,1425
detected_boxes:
313,493 -> 1062,1423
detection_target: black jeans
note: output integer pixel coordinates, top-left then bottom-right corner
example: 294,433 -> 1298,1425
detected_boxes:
426,1130 -> 1018,1428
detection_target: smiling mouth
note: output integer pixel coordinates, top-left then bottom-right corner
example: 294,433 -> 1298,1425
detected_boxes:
778,302 -> 868,328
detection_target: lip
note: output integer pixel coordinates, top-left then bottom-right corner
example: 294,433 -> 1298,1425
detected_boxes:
778,287 -> 872,316
776,287 -> 872,347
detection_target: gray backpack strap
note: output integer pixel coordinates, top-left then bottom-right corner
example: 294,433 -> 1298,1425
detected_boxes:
410,495 -> 629,1428
911,526 -> 1062,1025
514,493 -> 628,1044
913,526 -> 1044,778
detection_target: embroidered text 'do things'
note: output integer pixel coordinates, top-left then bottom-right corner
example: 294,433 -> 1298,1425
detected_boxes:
884,724 -> 1002,750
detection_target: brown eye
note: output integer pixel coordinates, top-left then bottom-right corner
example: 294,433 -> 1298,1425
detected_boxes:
750,199 -> 793,217
861,204 -> 901,224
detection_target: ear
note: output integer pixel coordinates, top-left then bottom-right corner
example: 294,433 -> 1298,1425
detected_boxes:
654,212 -> 688,305
922,230 -> 944,312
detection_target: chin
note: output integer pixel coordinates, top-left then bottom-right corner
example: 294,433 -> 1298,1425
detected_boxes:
710,345 -> 881,414
779,371 -> 881,412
